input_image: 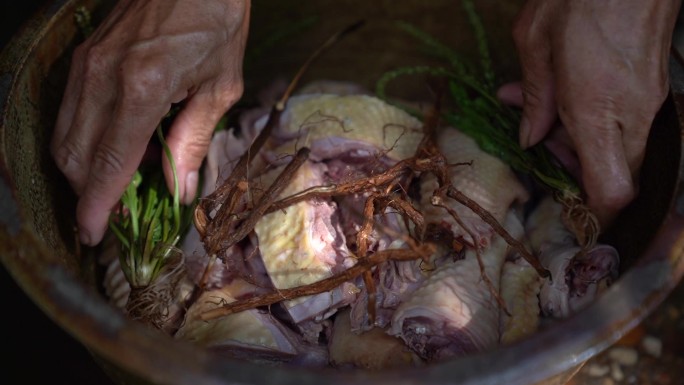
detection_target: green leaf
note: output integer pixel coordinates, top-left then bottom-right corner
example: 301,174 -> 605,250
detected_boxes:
108,127 -> 196,288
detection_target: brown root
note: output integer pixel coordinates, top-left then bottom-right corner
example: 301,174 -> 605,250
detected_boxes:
430,194 -> 511,317
200,245 -> 435,321
193,30 -> 548,323
196,90 -> 550,321
125,248 -> 187,332
556,190 -> 600,251
444,187 -> 550,279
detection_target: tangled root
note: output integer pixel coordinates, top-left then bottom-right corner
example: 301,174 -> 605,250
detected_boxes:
125,247 -> 187,331
557,190 -> 600,250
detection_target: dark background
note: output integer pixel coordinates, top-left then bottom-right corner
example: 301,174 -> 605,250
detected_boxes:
1,1 -> 113,383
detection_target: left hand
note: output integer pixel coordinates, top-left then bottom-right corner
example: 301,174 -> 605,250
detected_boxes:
51,0 -> 251,245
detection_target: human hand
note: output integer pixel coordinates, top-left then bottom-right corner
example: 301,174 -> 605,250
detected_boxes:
499,0 -> 681,226
51,0 -> 250,245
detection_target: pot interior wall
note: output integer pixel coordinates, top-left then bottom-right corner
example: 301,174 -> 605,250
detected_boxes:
1,0 -> 114,282
246,0 -> 524,98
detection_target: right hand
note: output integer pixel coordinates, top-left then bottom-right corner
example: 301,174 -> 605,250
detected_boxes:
51,0 -> 250,246
499,0 -> 680,227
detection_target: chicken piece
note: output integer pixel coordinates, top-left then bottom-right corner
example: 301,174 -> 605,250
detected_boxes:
237,80 -> 373,159
420,128 -> 529,248
499,257 -> 542,344
390,213 -> 524,361
525,196 -> 619,318
329,309 -> 421,369
348,254 -> 425,332
175,280 -> 327,366
275,94 -> 424,162
254,161 -> 357,324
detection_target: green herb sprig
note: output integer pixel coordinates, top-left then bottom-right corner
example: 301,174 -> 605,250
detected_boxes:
376,0 -> 579,196
109,126 -> 194,288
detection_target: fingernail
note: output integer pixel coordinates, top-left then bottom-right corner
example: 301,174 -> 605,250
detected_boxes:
519,118 -> 531,149
183,171 -> 199,204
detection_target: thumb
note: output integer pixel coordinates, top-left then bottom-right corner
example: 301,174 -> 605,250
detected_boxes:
496,81 -> 524,107
163,93 -> 227,204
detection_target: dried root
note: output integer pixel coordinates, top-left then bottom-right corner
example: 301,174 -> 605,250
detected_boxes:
192,93 -> 549,322
556,190 -> 600,251
125,247 -> 187,331
189,24 -> 549,323
200,245 -> 434,320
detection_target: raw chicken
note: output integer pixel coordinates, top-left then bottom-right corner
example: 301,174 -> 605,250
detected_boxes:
329,309 -> 421,369
254,161 -> 357,324
499,257 -> 542,344
274,94 -> 424,162
175,280 -> 327,366
159,79 -> 621,368
390,212 -> 525,360
525,197 -> 619,318
420,128 -> 529,248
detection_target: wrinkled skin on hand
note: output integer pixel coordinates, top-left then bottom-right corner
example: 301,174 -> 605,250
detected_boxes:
51,0 -> 250,245
498,0 -> 682,227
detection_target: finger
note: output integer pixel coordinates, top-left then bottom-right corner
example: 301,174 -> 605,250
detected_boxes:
496,81 -> 524,107
613,102 -> 661,205
52,44 -> 87,155
543,125 -> 581,182
512,2 -> 558,148
52,46 -> 118,194
77,96 -> 170,246
163,88 -> 241,204
619,90 -> 666,181
562,112 -> 635,227
618,118 -> 649,184
518,52 -> 557,149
